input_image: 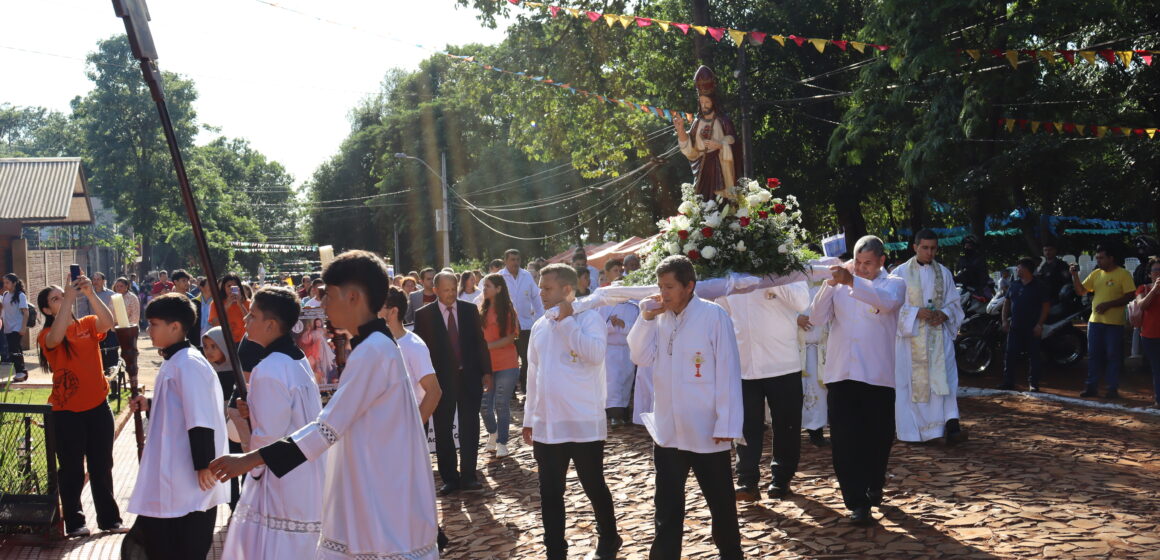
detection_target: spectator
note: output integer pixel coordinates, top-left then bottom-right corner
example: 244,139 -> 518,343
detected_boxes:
195,278 -> 213,337
1036,241 -> 1070,303
401,277 -> 418,295
209,275 -> 251,345
954,235 -> 989,296
1000,258 -> 1051,391
1133,256 -> 1160,409
1071,245 -> 1136,399
2,273 -> 30,382
78,272 -> 119,374
406,268 -> 438,325
488,259 -> 504,275
459,271 -> 482,305
603,259 -> 624,286
571,249 -> 600,289
575,266 -> 593,298
500,249 -> 545,394
151,270 -> 173,296
479,273 -> 520,458
623,254 -> 641,274
298,274 -> 313,299
171,270 -> 202,347
113,277 -> 140,327
129,273 -> 140,295
302,279 -> 325,307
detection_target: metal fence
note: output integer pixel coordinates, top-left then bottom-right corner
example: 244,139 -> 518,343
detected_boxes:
0,403 -> 60,536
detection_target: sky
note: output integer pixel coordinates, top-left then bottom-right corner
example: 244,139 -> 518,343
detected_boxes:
0,0 -> 511,188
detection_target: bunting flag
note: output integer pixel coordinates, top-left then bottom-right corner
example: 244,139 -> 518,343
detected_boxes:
444,53 -> 691,124
229,241 -> 321,252
998,118 -> 1158,139
501,0 -> 1156,69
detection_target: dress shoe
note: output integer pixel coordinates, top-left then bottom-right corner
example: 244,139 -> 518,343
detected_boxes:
66,526 -> 91,538
867,488 -> 883,508
1105,389 -> 1120,399
848,507 -> 874,526
1079,386 -> 1098,397
495,442 -> 511,458
944,419 -> 968,445
808,429 -> 829,447
734,485 -> 761,502
461,479 -> 484,492
437,528 -> 450,552
591,535 -> 624,560
438,484 -> 460,496
766,482 -> 792,499
100,522 -> 130,534
485,433 -> 498,452
609,417 -> 624,429
995,382 -> 1015,390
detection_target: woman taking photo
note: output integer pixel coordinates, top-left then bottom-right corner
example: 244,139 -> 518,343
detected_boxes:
478,273 -> 520,458
2,273 -> 30,382
37,276 -> 125,537
209,274 -> 249,344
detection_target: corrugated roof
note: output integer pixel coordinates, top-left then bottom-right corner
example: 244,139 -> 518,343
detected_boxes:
0,157 -> 93,223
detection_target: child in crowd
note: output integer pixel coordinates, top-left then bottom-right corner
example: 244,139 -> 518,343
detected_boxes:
124,293 -> 228,559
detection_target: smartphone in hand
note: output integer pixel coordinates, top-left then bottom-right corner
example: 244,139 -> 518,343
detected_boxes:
69,264 -> 81,282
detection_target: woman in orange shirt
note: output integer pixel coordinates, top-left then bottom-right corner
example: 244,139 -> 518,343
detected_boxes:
37,277 -> 125,537
479,273 -> 520,458
208,274 -> 250,344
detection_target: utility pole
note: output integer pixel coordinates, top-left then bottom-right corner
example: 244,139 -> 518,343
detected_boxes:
736,43 -> 754,178
690,0 -> 713,67
440,151 -> 451,268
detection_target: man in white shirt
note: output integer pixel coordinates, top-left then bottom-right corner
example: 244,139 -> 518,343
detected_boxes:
523,264 -> 621,560
719,282 -> 810,501
809,236 -> 906,526
893,229 -> 966,444
627,255 -> 743,560
500,249 -> 545,392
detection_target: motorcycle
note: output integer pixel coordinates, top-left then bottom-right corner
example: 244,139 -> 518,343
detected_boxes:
1039,284 -> 1088,366
955,290 -> 1004,375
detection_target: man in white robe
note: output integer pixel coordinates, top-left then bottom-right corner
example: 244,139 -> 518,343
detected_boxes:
893,230 -> 967,444
627,255 -> 743,560
810,236 -> 906,526
798,280 -> 830,446
599,299 -> 639,427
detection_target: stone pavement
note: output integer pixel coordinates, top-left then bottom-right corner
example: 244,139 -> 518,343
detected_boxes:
3,383 -> 1158,558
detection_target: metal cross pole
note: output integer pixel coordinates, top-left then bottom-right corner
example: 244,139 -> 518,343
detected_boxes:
112,0 -> 247,399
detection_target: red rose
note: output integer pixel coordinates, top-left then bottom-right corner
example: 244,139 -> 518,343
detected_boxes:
758,211 -> 769,219
677,230 -> 689,240
701,226 -> 714,238
774,203 -> 787,214
767,177 -> 780,189
687,250 -> 701,260
739,217 -> 751,227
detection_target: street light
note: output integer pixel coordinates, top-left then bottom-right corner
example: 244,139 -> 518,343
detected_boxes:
395,152 -> 451,268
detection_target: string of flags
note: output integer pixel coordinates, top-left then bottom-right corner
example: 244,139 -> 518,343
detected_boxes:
444,53 -> 691,123
500,0 -> 1156,69
228,241 -> 321,253
998,118 -> 1158,138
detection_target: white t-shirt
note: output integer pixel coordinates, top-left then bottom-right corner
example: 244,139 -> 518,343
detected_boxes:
2,292 -> 28,334
397,331 -> 436,405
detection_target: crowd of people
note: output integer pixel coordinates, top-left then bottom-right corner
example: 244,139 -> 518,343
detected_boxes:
21,228 -> 1160,559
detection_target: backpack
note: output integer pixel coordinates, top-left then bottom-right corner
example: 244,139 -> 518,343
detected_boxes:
26,306 -> 38,328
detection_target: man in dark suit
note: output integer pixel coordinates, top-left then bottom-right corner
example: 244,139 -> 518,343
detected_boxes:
414,271 -> 493,494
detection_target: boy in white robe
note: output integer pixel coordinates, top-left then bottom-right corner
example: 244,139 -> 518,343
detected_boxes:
125,293 -> 229,559
893,230 -> 966,443
598,298 -> 639,427
222,287 -> 325,558
798,280 -> 830,446
211,251 -> 438,559
626,256 -> 744,560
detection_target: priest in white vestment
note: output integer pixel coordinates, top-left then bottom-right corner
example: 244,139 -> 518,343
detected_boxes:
798,280 -> 830,445
599,299 -> 639,426
893,230 -> 967,444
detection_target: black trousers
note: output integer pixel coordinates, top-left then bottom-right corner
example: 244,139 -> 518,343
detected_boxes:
736,373 -> 803,488
5,330 -> 26,373
651,446 -> 742,560
533,440 -> 618,560
52,401 -> 121,531
123,506 -> 217,560
433,370 -> 481,487
516,329 -> 531,391
826,380 -> 895,511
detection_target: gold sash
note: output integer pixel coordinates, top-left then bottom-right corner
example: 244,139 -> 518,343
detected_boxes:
905,258 -> 949,403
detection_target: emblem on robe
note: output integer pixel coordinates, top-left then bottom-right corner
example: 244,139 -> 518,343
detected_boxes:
693,352 -> 705,378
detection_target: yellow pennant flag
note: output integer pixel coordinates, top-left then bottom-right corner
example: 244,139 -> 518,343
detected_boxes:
525,2 -> 542,7
728,29 -> 747,45
657,20 -> 670,32
1117,51 -> 1134,66
1005,119 -> 1016,132
1039,50 -> 1055,63
1096,126 -> 1107,138
1005,50 -> 1019,69
1122,127 -> 1133,137
966,49 -> 981,61
1076,124 -> 1086,135
1147,128 -> 1157,139
1030,121 -> 1041,133
1054,122 -> 1063,133
809,38 -> 828,53
603,14 -> 617,27
567,8 -> 580,17
850,41 -> 866,53
616,15 -> 632,28
772,35 -> 787,47
1078,51 -> 1097,64
691,25 -> 708,36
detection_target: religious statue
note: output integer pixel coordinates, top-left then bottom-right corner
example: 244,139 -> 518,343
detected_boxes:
674,65 -> 744,201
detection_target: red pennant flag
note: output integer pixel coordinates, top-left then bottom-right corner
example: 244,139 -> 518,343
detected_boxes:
586,11 -> 601,22
673,22 -> 690,34
997,118 -> 1007,126
1110,126 -> 1122,135
748,31 -> 767,45
1134,128 -> 1146,136
1021,49 -> 1036,58
1098,50 -> 1116,64
1060,50 -> 1075,64
549,6 -> 560,17
507,0 -> 519,4
789,34 -> 807,47
1141,51 -> 1154,66
635,17 -> 652,27
1063,122 -> 1076,133
831,40 -> 848,51
989,49 -> 1003,57
1017,119 -> 1029,129
707,27 -> 725,41
1042,122 -> 1054,133
873,44 -> 889,51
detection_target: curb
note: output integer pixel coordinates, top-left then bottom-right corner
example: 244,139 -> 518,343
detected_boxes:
960,386 -> 1160,417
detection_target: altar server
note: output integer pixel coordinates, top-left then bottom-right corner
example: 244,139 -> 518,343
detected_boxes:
523,263 -> 621,560
798,280 -> 830,446
627,255 -> 743,560
222,287 -> 325,558
809,236 -> 906,526
893,229 -> 967,444
599,298 -> 639,426
210,250 -> 438,559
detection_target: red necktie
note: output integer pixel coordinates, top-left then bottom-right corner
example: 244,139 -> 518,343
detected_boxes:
446,306 -> 462,364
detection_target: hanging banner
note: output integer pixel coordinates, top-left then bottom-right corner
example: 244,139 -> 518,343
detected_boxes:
998,118 -> 1158,139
